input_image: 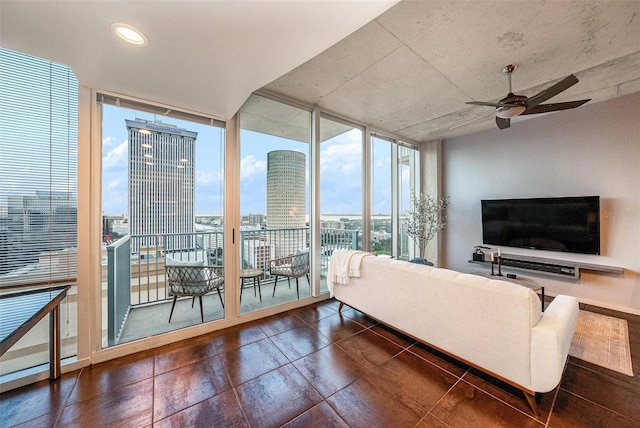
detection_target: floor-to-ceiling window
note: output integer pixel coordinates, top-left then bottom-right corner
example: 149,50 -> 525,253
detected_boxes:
398,144 -> 420,260
319,115 -> 364,292
239,94 -> 311,313
99,95 -> 225,346
0,48 -> 78,378
371,135 -> 393,256
370,134 -> 420,260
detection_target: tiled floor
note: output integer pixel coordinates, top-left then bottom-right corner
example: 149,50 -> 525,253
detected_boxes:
2,298 -> 639,427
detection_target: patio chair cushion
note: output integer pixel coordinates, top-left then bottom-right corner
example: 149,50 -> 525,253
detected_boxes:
165,256 -> 204,266
270,263 -> 293,276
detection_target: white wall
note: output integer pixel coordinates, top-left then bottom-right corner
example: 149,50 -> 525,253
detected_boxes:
443,92 -> 640,314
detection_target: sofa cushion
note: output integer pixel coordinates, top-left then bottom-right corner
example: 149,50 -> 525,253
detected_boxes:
332,255 -> 543,390
330,251 -> 578,398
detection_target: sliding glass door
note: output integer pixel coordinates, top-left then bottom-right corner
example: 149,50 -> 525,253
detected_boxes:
100,97 -> 225,346
239,94 -> 311,313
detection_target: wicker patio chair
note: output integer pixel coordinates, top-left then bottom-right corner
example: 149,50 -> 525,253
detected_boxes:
165,265 -> 224,323
268,250 -> 309,299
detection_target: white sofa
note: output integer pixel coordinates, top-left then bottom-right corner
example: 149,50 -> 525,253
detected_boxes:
327,250 -> 579,413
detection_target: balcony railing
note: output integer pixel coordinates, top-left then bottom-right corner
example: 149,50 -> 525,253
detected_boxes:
105,227 -> 358,344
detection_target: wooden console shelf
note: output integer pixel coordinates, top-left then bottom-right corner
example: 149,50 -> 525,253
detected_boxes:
469,253 -> 623,280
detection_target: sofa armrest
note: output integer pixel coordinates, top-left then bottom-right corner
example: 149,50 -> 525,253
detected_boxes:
530,294 -> 579,392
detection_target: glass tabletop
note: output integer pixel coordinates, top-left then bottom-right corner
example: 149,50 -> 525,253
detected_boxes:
0,286 -> 70,354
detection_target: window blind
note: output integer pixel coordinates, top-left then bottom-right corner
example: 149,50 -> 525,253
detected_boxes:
0,48 -> 78,288
98,92 -> 226,129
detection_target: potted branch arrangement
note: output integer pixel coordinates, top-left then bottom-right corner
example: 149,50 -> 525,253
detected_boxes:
405,192 -> 450,266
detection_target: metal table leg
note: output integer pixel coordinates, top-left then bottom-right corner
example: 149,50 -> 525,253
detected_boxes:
49,303 -> 61,379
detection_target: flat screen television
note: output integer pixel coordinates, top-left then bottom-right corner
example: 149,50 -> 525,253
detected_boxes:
481,196 -> 600,255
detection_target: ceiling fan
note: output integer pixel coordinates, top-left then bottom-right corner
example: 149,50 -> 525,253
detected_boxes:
466,64 -> 591,130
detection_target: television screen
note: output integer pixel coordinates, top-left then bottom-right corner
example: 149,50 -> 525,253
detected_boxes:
481,196 -> 600,255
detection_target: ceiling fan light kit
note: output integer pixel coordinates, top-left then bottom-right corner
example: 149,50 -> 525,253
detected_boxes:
496,105 -> 526,119
466,63 -> 591,129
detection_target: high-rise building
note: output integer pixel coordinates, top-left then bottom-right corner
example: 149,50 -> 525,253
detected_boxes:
242,240 -> 274,270
126,119 -> 197,253
2,192 -> 77,275
246,213 -> 266,228
266,150 -> 306,257
7,192 -> 77,245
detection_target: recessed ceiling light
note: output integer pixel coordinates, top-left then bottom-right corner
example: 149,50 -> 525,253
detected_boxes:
111,23 -> 149,47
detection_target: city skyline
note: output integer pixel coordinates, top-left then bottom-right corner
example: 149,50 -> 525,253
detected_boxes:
101,104 -> 397,219
2,48 -> 405,226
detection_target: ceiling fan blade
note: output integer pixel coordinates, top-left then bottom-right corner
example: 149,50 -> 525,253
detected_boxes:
521,99 -> 591,115
526,74 -> 579,108
496,116 -> 510,129
466,101 -> 505,108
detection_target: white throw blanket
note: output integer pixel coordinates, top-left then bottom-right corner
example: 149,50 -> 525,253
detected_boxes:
327,250 -> 372,296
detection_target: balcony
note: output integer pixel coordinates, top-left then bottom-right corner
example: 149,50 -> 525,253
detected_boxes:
104,227 -> 359,346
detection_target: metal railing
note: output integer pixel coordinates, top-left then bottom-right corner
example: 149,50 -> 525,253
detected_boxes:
319,228 -> 360,274
106,235 -> 131,345
105,227 -> 358,341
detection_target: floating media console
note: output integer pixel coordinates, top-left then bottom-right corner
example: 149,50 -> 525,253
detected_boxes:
469,253 -> 623,280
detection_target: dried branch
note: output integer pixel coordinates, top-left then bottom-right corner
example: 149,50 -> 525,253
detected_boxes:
405,192 -> 450,259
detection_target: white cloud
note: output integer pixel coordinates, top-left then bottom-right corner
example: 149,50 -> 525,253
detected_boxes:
102,140 -> 128,169
401,167 -> 411,184
240,155 -> 266,181
107,179 -> 121,190
374,156 -> 391,168
196,170 -> 221,186
320,139 -> 362,175
102,135 -> 115,148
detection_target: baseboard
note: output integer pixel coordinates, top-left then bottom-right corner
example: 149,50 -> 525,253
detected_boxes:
545,291 -> 640,316
576,296 -> 640,316
0,356 -> 89,393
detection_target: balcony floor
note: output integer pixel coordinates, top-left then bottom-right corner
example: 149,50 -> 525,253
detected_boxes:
117,278 -> 324,344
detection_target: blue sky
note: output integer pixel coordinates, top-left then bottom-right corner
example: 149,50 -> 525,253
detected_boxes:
102,104 -> 224,216
101,105 -> 394,217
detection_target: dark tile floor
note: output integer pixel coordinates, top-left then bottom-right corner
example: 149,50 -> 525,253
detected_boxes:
2,298 -> 639,427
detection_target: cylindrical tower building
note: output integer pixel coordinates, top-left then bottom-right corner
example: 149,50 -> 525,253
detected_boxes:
266,150 -> 306,257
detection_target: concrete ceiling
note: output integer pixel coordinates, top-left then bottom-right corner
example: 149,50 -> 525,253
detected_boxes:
265,0 -> 640,143
1,1 -> 639,143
